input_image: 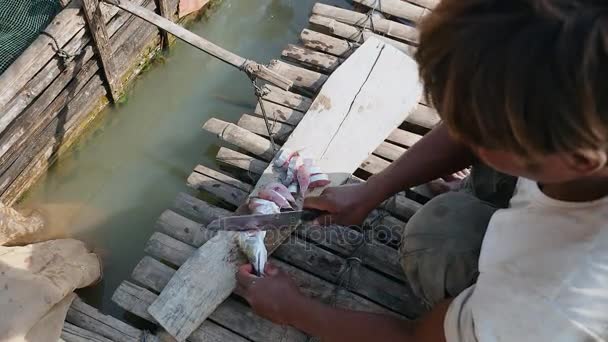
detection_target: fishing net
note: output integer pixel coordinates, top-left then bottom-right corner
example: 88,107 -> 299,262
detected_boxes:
0,0 -> 62,75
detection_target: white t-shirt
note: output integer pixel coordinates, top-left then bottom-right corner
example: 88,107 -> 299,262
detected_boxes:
444,177 -> 608,341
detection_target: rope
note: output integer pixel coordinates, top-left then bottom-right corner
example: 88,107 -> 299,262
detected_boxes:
241,60 -> 279,153
40,31 -> 75,64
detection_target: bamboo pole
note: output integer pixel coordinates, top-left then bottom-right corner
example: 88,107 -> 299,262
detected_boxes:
102,0 -> 293,90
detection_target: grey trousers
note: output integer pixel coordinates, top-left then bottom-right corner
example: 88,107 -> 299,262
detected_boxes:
399,165 -> 517,308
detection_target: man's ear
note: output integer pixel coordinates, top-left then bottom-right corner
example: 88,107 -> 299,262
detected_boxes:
564,149 -> 608,175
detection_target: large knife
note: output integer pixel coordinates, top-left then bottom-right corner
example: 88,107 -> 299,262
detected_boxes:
207,209 -> 326,231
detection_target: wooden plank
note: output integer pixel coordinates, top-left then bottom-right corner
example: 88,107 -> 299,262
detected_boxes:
138,242 -> 394,316
216,147 -> 268,177
156,0 -> 174,49
203,118 -> 276,161
145,232 -> 196,267
150,38 -> 423,340
173,192 -> 232,225
374,141 -> 406,161
132,256 -> 308,342
237,114 -> 294,143
354,0 -> 429,22
254,100 -> 305,126
262,84 -> 312,112
387,128 -> 422,147
83,0 -> 121,101
112,281 -> 251,342
281,44 -> 342,73
308,15 -> 416,56
312,4 -> 419,44
275,237 -> 423,317
156,210 -> 216,248
193,164 -> 252,192
104,0 -> 293,90
382,192 -> 422,221
186,169 -> 249,207
364,210 -> 405,247
61,322 -> 114,342
267,59 -> 328,95
0,3 -> 86,112
300,29 -> 353,57
65,297 -> 144,342
359,154 -> 391,174
407,105 -> 441,130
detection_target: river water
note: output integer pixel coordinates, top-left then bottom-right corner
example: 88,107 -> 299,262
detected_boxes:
17,0 -> 348,318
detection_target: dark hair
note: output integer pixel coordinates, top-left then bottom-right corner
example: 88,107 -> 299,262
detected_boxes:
415,0 -> 608,157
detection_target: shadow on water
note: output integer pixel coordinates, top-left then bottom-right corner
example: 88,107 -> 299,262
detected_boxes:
17,0 -> 351,320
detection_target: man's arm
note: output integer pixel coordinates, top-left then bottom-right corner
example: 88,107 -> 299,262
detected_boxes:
304,123 -> 475,225
236,264 -> 452,342
291,297 -> 452,342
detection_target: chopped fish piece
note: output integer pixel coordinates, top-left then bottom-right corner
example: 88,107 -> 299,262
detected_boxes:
287,182 -> 299,194
248,198 -> 280,215
283,155 -> 303,185
309,166 -> 323,175
297,164 -> 311,194
258,189 -> 292,209
237,231 -> 267,276
273,148 -> 296,168
263,182 -> 296,204
310,173 -> 330,188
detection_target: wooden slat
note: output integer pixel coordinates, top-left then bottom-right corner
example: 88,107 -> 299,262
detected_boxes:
173,192 -> 232,225
203,118 -> 276,161
308,15 -> 416,57
156,210 -> 216,247
65,297 -> 144,342
300,29 -> 353,57
216,147 -> 268,177
382,193 -> 422,221
82,0 -> 121,101
312,4 -> 419,44
193,165 -> 252,192
187,167 -> 249,207
151,38 -> 423,339
359,154 -> 391,174
261,84 -> 312,112
387,128 -> 422,147
237,114 -> 294,142
374,141 -> 406,161
144,232 -> 195,267
156,0 -> 174,49
407,105 -> 441,130
354,0 -> 430,22
62,322 -> 114,342
364,210 -> 406,247
112,281 -> 251,342
254,100 -> 305,126
275,237 -> 423,317
281,44 -> 342,73
267,59 -> 328,95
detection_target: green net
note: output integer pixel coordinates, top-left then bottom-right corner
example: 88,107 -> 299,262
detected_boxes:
0,0 -> 62,75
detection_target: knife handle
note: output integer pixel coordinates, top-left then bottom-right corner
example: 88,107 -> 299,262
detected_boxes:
301,209 -> 327,222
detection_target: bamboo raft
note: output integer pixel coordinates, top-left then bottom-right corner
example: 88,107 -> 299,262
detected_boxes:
61,0 -> 442,340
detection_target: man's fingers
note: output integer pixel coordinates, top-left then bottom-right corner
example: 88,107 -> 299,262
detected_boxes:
236,264 -> 257,288
304,192 -> 335,212
311,214 -> 333,226
265,263 -> 279,276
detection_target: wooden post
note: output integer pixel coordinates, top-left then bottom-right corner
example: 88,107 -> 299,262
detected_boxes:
82,0 -> 121,102
156,0 -> 173,50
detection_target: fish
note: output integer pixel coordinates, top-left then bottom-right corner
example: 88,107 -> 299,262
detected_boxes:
283,155 -> 303,185
274,148 -> 297,168
237,231 -> 267,276
287,182 -> 299,194
258,189 -> 292,209
297,163 -> 311,194
248,198 -> 281,215
308,166 -> 323,175
310,173 -> 331,188
263,182 -> 296,204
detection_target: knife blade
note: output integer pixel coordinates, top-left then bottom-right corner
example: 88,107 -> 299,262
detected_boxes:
207,209 -> 325,231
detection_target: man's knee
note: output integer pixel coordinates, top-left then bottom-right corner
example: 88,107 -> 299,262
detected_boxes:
399,192 -> 498,307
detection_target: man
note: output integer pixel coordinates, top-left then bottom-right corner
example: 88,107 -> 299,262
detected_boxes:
236,0 -> 608,340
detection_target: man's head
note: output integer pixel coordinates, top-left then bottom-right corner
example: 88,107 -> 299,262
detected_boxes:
416,0 -> 608,183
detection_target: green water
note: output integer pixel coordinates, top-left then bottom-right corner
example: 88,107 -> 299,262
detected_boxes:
17,0 -> 348,318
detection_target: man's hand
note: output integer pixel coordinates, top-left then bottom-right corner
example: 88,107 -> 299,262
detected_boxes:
235,263 -> 305,325
304,183 -> 379,226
